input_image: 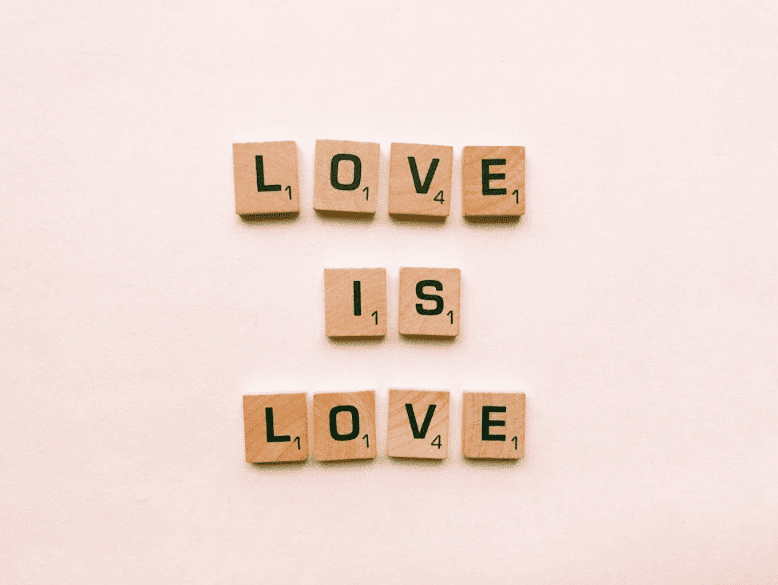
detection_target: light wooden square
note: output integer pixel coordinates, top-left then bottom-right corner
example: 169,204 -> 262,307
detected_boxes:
314,139 -> 380,215
243,393 -> 308,463
324,268 -> 386,338
462,146 -> 525,220
462,392 -> 525,460
233,142 -> 299,216
388,143 -> 453,220
313,391 -> 377,461
387,389 -> 450,459
398,267 -> 460,337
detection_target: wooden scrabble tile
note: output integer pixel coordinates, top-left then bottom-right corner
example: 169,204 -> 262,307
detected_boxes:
314,139 -> 380,215
313,391 -> 377,461
387,389 -> 450,459
243,393 -> 308,463
462,392 -> 525,460
461,146 -> 525,220
233,142 -> 299,216
388,143 -> 453,220
398,267 -> 460,337
324,268 -> 386,338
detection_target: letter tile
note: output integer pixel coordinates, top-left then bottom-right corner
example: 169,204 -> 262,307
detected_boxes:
233,142 -> 299,216
387,389 -> 450,459
313,391 -> 377,461
462,392 -> 525,459
243,393 -> 308,462
314,139 -> 380,215
462,146 -> 525,220
398,267 -> 460,337
388,143 -> 453,220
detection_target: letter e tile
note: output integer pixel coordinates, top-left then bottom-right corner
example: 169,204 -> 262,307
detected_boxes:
462,392 -> 525,460
462,146 -> 525,220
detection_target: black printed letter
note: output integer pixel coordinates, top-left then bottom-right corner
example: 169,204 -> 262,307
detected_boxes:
330,405 -> 360,441
330,154 -> 362,191
265,407 -> 291,442
405,403 -> 437,439
415,280 -> 443,316
481,159 -> 507,195
408,157 -> 439,194
482,406 -> 507,441
256,155 -> 282,192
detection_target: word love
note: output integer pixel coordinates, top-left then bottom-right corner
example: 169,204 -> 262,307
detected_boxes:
325,267 -> 460,338
243,390 -> 526,463
233,140 -> 526,221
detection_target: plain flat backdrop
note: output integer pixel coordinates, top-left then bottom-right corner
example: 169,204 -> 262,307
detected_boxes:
1,1 -> 777,583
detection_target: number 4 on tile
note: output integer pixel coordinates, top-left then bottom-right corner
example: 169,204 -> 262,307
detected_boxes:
387,389 -> 450,459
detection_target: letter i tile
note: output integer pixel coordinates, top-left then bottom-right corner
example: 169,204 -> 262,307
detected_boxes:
314,140 -> 380,215
324,268 -> 386,338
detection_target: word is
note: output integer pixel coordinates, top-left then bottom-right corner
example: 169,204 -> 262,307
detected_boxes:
325,267 -> 460,338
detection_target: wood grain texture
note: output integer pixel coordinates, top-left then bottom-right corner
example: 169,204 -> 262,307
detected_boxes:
388,143 -> 452,220
243,393 -> 308,463
398,267 -> 460,337
324,268 -> 386,338
461,146 -> 525,220
387,389 -> 449,459
314,139 -> 380,215
233,142 -> 299,216
313,391 -> 377,462
462,392 -> 525,460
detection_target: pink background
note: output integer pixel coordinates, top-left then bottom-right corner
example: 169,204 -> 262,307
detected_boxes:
2,1 -> 776,583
